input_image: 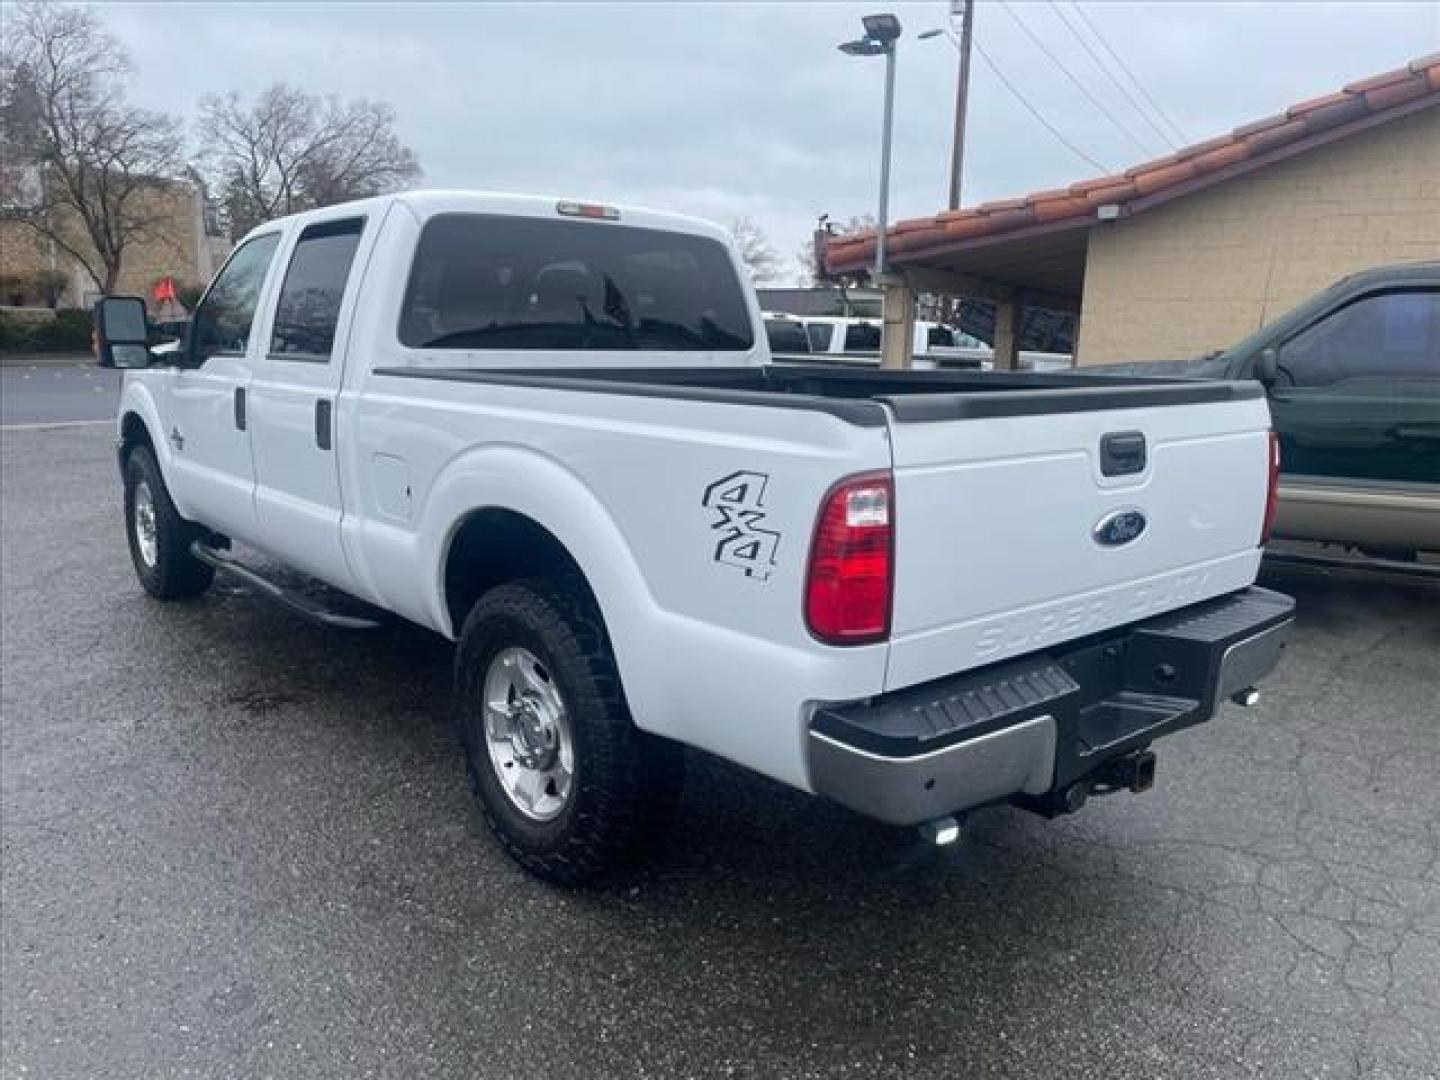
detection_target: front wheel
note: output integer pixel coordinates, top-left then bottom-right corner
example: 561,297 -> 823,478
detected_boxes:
123,446 -> 214,600
455,579 -> 683,885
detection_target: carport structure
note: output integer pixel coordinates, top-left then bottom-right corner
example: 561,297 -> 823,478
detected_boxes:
823,53 -> 1440,369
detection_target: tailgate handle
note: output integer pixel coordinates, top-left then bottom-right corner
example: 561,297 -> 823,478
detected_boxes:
1100,431 -> 1146,477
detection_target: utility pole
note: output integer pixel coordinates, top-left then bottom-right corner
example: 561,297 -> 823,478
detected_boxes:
948,0 -> 974,210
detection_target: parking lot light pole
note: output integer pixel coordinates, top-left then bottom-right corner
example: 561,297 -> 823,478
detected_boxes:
839,13 -> 902,277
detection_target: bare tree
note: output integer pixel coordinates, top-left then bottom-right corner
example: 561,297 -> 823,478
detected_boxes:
199,84 -> 420,236
835,213 -> 877,236
794,239 -> 817,285
1,2 -> 183,293
729,216 -> 779,284
804,214 -> 878,310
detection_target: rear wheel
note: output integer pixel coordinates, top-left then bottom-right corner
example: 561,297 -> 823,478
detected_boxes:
123,446 -> 214,599
455,579 -> 683,885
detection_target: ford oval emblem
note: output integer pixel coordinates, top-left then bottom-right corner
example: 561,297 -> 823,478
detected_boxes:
1093,508 -> 1147,547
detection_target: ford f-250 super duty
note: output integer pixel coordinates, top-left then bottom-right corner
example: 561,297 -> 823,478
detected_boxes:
94,191 -> 1294,884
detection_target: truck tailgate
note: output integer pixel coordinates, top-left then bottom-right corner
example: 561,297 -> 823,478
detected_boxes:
882,387 -> 1273,690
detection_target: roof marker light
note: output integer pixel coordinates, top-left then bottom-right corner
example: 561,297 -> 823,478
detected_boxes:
557,201 -> 620,221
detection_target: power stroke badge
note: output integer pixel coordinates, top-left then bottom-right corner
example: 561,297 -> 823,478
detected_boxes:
702,471 -> 780,581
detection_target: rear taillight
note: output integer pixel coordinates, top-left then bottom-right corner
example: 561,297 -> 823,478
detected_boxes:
1260,431 -> 1281,545
805,471 -> 894,645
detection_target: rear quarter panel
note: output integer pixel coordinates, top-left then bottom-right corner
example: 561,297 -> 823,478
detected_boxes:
342,373 -> 892,789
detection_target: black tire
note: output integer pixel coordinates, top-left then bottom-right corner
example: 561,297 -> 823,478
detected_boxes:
455,579 -> 683,885
123,445 -> 214,600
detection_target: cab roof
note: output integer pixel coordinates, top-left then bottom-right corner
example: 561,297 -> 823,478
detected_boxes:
243,190 -> 731,246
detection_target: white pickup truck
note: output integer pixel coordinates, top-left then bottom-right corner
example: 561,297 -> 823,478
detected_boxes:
95,191 -> 1294,884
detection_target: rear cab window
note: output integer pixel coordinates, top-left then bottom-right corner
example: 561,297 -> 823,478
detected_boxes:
398,214 -> 754,353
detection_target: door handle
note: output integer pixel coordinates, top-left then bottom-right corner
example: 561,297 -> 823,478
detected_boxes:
234,387 -> 246,431
315,399 -> 332,451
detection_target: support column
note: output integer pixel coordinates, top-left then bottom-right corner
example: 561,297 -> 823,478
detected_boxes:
879,276 -> 915,370
993,298 -> 1020,371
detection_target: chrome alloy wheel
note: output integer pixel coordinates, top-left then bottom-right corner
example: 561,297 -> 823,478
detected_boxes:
482,646 -> 575,821
133,479 -> 158,568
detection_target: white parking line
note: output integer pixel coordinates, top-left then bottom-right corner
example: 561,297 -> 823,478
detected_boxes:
0,419 -> 113,431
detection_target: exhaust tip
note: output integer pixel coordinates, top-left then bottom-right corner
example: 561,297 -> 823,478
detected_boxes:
1230,687 -> 1261,708
1131,750 -> 1157,794
919,816 -> 962,847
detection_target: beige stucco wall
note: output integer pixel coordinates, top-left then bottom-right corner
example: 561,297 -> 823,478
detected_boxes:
1076,106 -> 1440,365
0,179 -> 210,308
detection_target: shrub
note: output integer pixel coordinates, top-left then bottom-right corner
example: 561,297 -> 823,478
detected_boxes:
0,308 -> 93,353
29,309 -> 93,351
0,312 -> 34,351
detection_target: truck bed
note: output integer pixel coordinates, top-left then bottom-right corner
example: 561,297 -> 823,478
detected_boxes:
373,363 -> 1264,425
372,359 -> 1273,692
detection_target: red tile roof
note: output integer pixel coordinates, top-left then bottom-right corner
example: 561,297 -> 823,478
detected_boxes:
825,53 -> 1440,275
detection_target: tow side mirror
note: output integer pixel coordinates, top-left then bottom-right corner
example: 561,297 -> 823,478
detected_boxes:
93,296 -> 152,369
1253,346 -> 1278,387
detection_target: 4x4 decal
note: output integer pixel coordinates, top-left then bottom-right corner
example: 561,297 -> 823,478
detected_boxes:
702,471 -> 780,581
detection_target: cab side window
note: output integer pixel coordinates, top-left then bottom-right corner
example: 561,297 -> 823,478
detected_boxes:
1269,288 -> 1439,485
1277,290 -> 1440,386
190,233 -> 281,363
270,218 -> 365,360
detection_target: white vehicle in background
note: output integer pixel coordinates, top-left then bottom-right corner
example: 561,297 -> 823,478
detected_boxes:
799,315 -> 1072,371
95,190 -> 1292,885
799,317 -> 968,369
762,312 -> 812,356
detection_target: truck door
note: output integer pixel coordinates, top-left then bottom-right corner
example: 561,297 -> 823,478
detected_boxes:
247,215 -> 368,588
167,231 -> 282,543
1269,288 -> 1440,485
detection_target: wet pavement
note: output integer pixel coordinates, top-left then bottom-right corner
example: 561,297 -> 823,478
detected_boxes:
3,424 -> 1438,1079
1,360 -> 120,426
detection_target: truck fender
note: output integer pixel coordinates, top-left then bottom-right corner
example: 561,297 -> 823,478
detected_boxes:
415,444 -> 665,721
117,382 -> 178,492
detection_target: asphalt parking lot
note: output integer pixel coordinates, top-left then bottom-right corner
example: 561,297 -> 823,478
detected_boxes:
0,360 -> 120,426
2,424 -> 1438,1080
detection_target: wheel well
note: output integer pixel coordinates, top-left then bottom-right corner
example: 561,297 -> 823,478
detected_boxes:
120,412 -> 153,462
444,510 -> 596,635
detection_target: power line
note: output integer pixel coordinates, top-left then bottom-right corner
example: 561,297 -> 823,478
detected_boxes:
1047,0 -> 1178,151
1069,1 -> 1190,146
971,34 -> 1112,174
997,0 -> 1162,159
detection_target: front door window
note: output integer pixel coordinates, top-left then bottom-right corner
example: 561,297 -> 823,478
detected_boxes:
190,233 -> 282,364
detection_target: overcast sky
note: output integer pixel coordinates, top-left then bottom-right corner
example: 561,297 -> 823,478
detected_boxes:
101,1 -> 1438,283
